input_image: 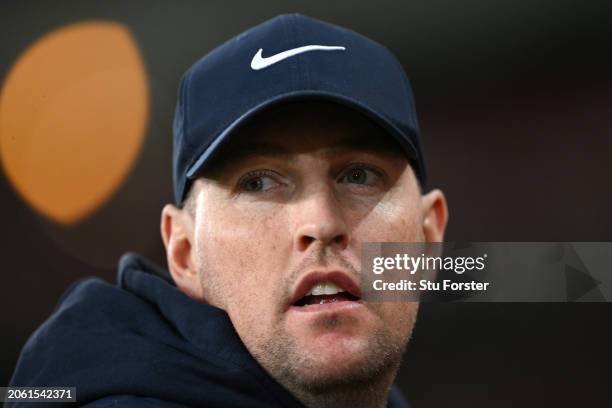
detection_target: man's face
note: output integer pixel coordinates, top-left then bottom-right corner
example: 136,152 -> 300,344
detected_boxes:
177,102 -> 444,391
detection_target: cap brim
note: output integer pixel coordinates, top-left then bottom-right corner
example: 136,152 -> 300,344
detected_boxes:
186,90 -> 424,184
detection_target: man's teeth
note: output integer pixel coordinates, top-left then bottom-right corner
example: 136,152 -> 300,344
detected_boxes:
306,281 -> 346,296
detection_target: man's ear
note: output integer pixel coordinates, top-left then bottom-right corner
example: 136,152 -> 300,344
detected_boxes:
421,189 -> 449,242
161,204 -> 203,300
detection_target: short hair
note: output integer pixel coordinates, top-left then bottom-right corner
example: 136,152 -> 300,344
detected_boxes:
182,183 -> 197,217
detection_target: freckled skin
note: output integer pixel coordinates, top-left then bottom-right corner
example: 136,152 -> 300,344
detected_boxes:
163,101 -> 447,408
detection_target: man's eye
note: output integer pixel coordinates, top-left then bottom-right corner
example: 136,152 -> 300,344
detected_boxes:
239,171 -> 279,192
339,165 -> 382,186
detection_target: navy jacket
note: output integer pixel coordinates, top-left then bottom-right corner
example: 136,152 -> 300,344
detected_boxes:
9,253 -> 409,407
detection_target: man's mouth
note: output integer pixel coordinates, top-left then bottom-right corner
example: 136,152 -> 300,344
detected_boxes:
293,281 -> 360,307
290,272 -> 362,310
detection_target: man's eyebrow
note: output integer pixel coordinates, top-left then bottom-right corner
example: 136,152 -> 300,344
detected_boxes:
203,142 -> 291,175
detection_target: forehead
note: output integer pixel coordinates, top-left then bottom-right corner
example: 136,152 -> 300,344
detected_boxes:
211,101 -> 407,163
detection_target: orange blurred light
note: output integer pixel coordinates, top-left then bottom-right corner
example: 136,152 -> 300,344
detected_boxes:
0,21 -> 149,224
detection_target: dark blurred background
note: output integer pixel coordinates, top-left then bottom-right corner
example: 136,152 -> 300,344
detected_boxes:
1,1 -> 611,407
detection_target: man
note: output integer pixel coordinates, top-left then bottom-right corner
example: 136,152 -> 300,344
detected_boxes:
9,14 -> 447,407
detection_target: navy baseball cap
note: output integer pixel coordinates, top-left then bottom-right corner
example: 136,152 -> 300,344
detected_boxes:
173,13 -> 426,205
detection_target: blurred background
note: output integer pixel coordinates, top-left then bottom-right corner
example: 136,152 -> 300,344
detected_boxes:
1,1 -> 611,406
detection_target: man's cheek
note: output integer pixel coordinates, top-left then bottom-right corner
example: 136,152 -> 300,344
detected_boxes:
353,217 -> 420,246
209,227 -> 282,293
383,205 -> 421,234
353,201 -> 421,241
380,302 -> 418,337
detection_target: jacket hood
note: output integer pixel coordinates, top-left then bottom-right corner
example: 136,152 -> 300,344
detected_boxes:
9,253 -> 409,407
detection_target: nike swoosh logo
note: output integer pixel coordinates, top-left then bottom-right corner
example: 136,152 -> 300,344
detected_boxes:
250,45 -> 346,70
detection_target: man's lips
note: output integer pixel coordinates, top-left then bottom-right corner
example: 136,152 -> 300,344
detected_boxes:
289,270 -> 362,309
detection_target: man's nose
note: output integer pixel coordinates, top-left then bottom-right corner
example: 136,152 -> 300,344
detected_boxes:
292,185 -> 349,252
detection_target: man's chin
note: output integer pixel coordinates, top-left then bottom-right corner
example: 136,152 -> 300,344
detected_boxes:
300,332 -> 371,367
282,328 -> 402,390
248,306 -> 412,394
